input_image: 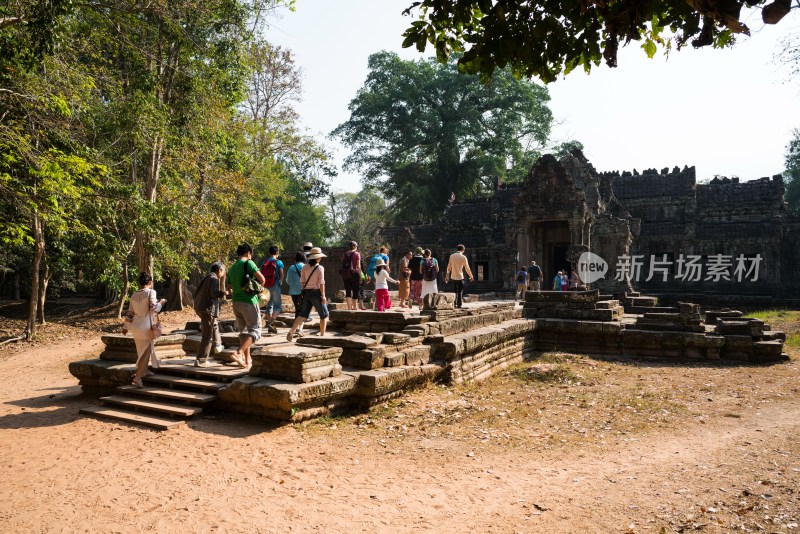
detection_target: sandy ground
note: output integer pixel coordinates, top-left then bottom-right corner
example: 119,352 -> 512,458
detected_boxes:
1,306 -> 799,533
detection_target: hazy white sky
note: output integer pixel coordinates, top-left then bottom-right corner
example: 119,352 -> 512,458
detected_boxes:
267,1 -> 800,192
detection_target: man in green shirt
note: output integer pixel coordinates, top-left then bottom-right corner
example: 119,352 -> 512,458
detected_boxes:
226,243 -> 265,368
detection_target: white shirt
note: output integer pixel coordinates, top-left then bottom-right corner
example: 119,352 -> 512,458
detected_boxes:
374,269 -> 397,290
446,252 -> 473,281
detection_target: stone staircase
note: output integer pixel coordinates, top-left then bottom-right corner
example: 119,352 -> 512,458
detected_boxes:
79,361 -> 247,430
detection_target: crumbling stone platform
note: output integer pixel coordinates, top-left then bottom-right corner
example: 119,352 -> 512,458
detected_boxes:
71,295 -> 788,427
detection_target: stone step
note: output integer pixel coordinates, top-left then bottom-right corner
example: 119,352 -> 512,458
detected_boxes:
100,395 -> 202,417
79,405 -> 186,430
117,385 -> 217,406
143,374 -> 226,392
155,362 -> 248,382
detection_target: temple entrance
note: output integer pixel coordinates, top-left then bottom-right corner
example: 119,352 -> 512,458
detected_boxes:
524,220 -> 572,282
551,244 -> 570,279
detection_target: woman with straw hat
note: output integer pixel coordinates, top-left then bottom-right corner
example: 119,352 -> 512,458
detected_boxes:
287,247 -> 329,341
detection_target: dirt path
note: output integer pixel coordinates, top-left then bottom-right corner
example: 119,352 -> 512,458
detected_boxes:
1,335 -> 799,532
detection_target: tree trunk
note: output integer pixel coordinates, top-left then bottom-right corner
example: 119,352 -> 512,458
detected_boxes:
116,261 -> 130,320
36,258 -> 51,324
13,272 -> 20,300
165,277 -> 191,311
25,212 -> 44,341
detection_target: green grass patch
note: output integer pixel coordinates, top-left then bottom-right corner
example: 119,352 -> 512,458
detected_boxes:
745,309 -> 800,321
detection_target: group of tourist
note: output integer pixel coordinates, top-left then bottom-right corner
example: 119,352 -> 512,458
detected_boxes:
515,260 -> 583,298
339,243 -> 475,311
123,241 -> 477,383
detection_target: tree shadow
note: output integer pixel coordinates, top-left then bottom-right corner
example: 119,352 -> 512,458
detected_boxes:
0,385 -> 90,429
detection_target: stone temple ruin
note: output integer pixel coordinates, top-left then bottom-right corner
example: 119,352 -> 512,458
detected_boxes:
380,150 -> 800,305
70,151 -> 794,429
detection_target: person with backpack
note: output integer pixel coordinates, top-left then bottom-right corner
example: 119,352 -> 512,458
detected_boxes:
260,245 -> 284,334
286,251 -> 307,337
193,262 -> 230,367
408,247 -> 425,308
527,260 -> 543,291
419,248 -> 439,302
226,243 -> 265,368
339,241 -> 363,310
515,266 -> 528,300
444,244 -> 474,308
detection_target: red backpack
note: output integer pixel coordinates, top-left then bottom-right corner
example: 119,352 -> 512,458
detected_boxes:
260,259 -> 277,287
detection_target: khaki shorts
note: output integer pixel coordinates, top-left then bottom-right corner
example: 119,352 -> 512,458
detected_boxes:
233,301 -> 262,342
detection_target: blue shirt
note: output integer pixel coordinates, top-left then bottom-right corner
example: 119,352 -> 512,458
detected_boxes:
286,262 -> 304,295
367,253 -> 389,279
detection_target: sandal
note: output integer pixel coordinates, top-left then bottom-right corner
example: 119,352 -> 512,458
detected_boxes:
295,330 -> 304,338
286,332 -> 294,343
131,377 -> 144,388
230,352 -> 246,368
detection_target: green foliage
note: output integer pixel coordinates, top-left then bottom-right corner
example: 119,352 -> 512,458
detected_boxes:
785,128 -> 800,212
0,0 -> 333,318
401,0 -> 785,83
332,51 -> 552,222
327,189 -> 387,251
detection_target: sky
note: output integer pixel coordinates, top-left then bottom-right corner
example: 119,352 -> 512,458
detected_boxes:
267,1 -> 800,193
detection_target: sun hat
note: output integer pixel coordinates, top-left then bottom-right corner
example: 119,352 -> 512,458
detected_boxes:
307,247 -> 327,260
375,259 -> 386,267
303,242 -> 313,249
414,247 -> 424,255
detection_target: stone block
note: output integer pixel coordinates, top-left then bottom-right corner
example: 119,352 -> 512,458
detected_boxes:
295,334 -> 379,349
249,344 -> 343,383
381,332 -> 409,344
339,347 -> 386,369
423,292 -> 455,311
403,345 -> 432,366
525,289 -> 600,304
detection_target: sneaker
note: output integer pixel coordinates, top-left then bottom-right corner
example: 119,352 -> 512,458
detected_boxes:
266,323 -> 278,334
212,345 -> 225,355
195,360 -> 213,368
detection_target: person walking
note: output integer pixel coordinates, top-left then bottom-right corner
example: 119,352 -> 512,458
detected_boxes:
420,249 -> 440,301
193,263 -> 230,367
515,265 -> 528,300
397,251 -> 412,308
287,247 -> 329,340
569,269 -> 581,291
123,272 -> 166,387
286,251 -> 307,337
527,260 -> 543,291
552,270 -> 563,291
408,247 -> 424,307
227,243 -> 265,368
260,245 -> 284,334
373,259 -> 398,311
339,241 -> 362,310
444,244 -> 474,308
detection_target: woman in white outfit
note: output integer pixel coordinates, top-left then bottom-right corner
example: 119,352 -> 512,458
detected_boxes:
123,272 -> 166,387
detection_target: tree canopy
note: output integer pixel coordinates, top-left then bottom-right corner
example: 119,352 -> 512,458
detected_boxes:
401,0 -> 797,82
0,0 -> 335,339
331,51 -> 552,222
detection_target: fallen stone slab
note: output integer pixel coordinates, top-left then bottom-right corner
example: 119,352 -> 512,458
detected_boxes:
423,292 -> 455,310
249,344 -> 343,383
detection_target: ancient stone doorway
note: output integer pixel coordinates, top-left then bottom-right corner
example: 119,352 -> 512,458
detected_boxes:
524,220 -> 571,281
552,245 -> 569,278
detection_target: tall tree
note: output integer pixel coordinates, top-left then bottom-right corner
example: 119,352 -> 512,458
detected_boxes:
331,51 -> 552,222
785,128 -> 800,212
401,0 -> 797,82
